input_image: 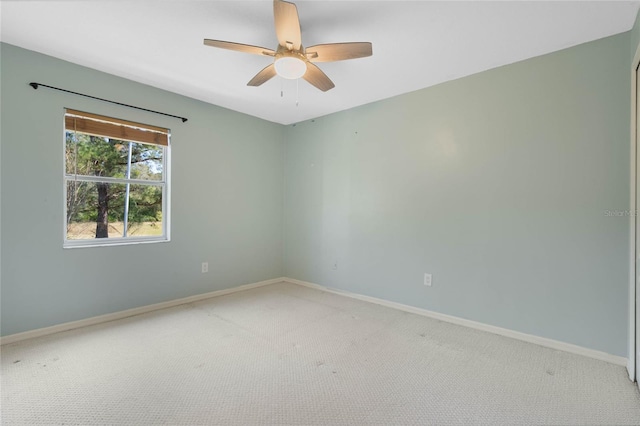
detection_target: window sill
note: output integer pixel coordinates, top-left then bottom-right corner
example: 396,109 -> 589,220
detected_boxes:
63,237 -> 169,249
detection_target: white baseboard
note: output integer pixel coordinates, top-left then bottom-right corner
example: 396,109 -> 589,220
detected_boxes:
0,277 -> 285,345
284,277 -> 628,367
2,275 -> 629,368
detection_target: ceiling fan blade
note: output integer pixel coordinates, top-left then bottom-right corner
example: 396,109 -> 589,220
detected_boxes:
204,39 -> 275,56
303,62 -> 335,92
306,42 -> 372,63
247,63 -> 277,87
274,0 -> 301,51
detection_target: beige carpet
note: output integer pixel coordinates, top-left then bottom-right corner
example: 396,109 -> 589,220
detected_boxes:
2,281 -> 640,425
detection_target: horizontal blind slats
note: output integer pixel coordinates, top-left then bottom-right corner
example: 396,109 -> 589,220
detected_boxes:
65,109 -> 169,146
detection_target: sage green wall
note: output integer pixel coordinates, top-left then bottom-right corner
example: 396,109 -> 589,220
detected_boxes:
1,30 -> 633,358
630,9 -> 640,366
632,8 -> 640,60
284,33 -> 631,357
0,43 -> 284,336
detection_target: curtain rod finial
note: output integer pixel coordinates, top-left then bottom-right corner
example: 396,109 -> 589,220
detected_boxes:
29,82 -> 39,89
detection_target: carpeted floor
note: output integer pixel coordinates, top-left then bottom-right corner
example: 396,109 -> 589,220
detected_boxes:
2,281 -> 640,425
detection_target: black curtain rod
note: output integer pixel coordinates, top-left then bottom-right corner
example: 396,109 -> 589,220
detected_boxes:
29,82 -> 188,123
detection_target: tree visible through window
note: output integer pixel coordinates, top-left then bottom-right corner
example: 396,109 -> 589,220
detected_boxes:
64,109 -> 169,246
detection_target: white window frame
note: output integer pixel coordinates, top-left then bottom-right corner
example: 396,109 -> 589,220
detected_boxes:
63,109 -> 171,248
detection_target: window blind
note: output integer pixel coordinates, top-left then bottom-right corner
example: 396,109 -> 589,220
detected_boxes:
65,109 -> 169,146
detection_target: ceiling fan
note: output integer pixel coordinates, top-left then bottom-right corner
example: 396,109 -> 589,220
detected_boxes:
203,0 -> 372,92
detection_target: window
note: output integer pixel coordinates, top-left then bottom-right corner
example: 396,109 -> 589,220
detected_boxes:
64,109 -> 170,247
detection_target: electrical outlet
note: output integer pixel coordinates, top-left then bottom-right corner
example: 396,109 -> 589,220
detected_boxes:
202,262 -> 209,273
424,273 -> 432,287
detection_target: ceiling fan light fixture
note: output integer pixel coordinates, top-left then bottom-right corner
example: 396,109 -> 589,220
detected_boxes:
274,56 -> 306,79
204,0 -> 372,91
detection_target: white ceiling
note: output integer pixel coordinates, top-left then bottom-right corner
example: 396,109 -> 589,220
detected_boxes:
1,1 -> 638,125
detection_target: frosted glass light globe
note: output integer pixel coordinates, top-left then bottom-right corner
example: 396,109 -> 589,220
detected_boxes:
274,57 -> 306,79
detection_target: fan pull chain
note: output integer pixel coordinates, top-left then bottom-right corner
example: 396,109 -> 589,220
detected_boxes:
296,78 -> 299,107
281,78 -> 284,98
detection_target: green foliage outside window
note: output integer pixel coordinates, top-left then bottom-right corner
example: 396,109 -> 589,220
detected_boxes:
65,132 -> 165,241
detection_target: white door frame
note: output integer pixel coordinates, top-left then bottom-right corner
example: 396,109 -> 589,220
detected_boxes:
630,41 -> 640,383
